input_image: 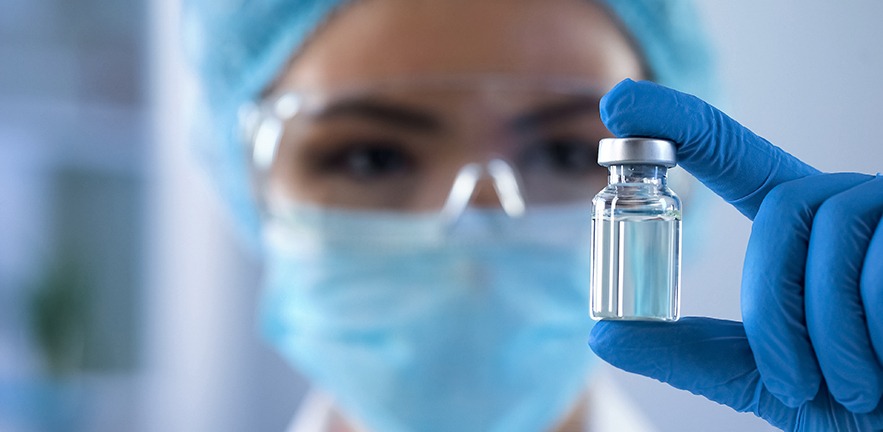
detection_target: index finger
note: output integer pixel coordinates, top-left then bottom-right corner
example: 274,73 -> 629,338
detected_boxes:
600,79 -> 820,219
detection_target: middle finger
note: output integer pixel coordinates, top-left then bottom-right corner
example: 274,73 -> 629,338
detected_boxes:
806,175 -> 883,413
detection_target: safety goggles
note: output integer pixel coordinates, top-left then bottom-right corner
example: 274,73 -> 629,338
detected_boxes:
240,76 -> 612,221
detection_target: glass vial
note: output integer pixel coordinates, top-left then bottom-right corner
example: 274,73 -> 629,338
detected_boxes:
590,137 -> 681,321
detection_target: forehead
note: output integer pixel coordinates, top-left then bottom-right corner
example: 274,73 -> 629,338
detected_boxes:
273,0 -> 644,93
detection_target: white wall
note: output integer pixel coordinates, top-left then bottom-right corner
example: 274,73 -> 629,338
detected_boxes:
144,0 -> 307,431
607,2 -> 883,431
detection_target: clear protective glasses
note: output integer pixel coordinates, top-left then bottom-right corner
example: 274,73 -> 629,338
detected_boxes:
240,75 -> 612,222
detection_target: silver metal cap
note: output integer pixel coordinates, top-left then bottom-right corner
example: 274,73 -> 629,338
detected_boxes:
597,137 -> 677,168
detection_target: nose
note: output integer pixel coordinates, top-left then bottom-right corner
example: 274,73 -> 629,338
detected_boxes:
470,178 -> 504,209
486,159 -> 525,217
440,159 -> 526,223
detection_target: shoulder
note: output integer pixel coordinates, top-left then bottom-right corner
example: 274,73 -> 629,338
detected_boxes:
587,371 -> 658,432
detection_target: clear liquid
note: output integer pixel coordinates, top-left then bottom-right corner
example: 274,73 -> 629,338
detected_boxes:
590,216 -> 681,321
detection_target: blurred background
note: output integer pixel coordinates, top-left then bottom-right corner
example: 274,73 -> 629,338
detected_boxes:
1,1 -> 881,431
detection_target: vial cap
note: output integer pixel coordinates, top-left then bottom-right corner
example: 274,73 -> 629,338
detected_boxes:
597,137 -> 677,168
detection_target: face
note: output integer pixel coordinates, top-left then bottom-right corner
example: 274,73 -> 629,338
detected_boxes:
258,3 -> 647,429
262,0 -> 645,213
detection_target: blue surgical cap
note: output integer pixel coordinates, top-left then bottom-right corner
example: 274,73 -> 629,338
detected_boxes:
182,0 -> 716,246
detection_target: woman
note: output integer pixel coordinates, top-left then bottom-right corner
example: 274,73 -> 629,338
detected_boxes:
185,0 -> 883,431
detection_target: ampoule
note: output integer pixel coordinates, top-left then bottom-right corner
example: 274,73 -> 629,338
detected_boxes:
590,137 -> 681,321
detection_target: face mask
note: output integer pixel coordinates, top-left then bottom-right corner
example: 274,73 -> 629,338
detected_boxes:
260,205 -> 598,432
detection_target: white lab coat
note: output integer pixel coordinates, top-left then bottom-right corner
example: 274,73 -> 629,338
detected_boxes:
286,371 -> 657,432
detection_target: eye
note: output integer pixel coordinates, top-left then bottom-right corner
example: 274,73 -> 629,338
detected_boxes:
317,141 -> 414,180
520,137 -> 599,175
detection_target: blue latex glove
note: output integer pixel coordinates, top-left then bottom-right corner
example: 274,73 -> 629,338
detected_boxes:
590,79 -> 883,431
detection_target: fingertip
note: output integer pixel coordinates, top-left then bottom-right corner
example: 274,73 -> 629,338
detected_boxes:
599,78 -> 652,133
599,79 -> 627,127
587,320 -> 664,363
606,77 -> 637,97
587,320 -> 608,356
588,319 -> 608,340
598,79 -> 696,146
587,320 -> 627,359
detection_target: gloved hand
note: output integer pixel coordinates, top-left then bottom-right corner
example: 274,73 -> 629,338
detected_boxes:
589,79 -> 883,431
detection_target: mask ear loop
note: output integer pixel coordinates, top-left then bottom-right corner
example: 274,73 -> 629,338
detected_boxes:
440,159 -> 527,226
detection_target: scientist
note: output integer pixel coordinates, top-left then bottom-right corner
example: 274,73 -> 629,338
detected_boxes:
183,0 -> 883,430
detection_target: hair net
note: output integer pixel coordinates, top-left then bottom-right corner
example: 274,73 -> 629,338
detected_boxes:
182,0 -> 717,246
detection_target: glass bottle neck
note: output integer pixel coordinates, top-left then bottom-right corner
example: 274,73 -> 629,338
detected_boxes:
608,164 -> 668,187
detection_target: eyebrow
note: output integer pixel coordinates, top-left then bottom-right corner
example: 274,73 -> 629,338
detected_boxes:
511,97 -> 601,131
313,97 -> 443,132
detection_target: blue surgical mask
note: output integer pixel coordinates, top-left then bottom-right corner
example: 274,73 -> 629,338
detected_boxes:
260,204 -> 598,432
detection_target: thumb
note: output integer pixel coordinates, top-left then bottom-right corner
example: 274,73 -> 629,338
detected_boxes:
588,318 -> 794,429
